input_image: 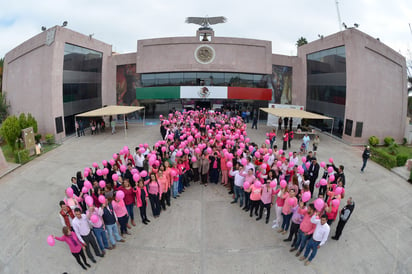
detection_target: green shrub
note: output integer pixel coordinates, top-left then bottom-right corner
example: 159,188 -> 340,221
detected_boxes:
383,136 -> 395,146
14,149 -> 30,164
35,134 -> 42,143
403,138 -> 408,145
0,115 -> 20,151
387,143 -> 399,155
45,134 -> 54,144
370,146 -> 396,169
396,153 -> 408,166
368,136 -> 379,146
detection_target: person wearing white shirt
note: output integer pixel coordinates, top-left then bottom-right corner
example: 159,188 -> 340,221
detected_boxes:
72,208 -> 104,263
134,149 -> 145,171
299,213 -> 330,266
289,152 -> 299,165
229,164 -> 246,207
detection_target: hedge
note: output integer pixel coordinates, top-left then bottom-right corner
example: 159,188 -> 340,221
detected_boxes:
396,154 -> 408,167
370,146 -> 396,169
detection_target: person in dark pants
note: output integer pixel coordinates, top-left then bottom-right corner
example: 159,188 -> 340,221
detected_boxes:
332,197 -> 355,240
361,146 -> 371,172
209,152 -> 220,184
72,208 -> 104,263
278,117 -> 282,131
308,158 -> 320,196
136,179 -> 150,224
252,115 -> 258,129
282,130 -> 289,151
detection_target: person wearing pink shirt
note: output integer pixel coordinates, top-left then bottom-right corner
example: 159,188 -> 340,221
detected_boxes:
220,152 -> 229,186
54,226 -> 90,270
145,173 -> 162,218
116,179 -> 136,227
157,170 -> 169,211
257,180 -> 276,223
135,179 -> 150,224
86,205 -> 110,252
249,181 -> 263,217
112,195 -> 129,236
291,203 -> 316,256
170,163 -> 180,198
279,189 -> 297,234
272,186 -> 286,229
242,168 -> 255,211
163,162 -> 172,206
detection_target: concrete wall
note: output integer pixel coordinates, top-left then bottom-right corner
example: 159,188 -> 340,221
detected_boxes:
136,32 -> 272,74
3,26 -> 113,138
297,29 -> 407,144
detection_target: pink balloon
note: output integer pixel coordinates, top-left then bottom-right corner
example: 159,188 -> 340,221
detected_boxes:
241,158 -> 247,166
301,156 -> 307,163
140,170 -> 148,178
265,139 -> 270,145
329,158 -> 334,163
248,146 -> 254,152
139,148 -> 145,154
327,167 -> 334,173
82,187 -> 88,194
288,162 -> 294,168
239,143 -> 245,149
103,168 -> 109,175
85,195 -> 94,206
170,145 -> 175,151
194,148 -> 201,154
288,198 -> 296,206
112,174 -> 119,181
113,153 -> 118,160
280,180 -> 287,188
66,187 -> 73,198
133,173 -> 140,182
245,138 -> 250,143
109,159 -> 115,166
96,169 -> 102,176
170,170 -> 177,177
90,214 -> 99,223
184,148 -> 190,154
192,156 -> 197,162
84,180 -> 92,190
176,151 -> 183,157
144,143 -> 149,148
99,180 -> 106,188
161,146 -> 167,152
254,181 -> 262,189
131,168 -> 138,174
120,165 -> 127,173
314,198 -> 325,212
255,152 -> 261,158
305,162 -> 311,169
279,149 -> 283,154
320,178 -> 328,186
334,186 -> 343,195
261,163 -> 267,170
226,161 -> 233,168
116,190 -> 125,200
84,170 -> 89,177
92,162 -> 98,168
102,160 -> 108,166
289,152 -> 293,157
332,199 -> 340,208
298,168 -> 304,175
329,175 -> 335,182
302,191 -> 311,202
243,181 -> 250,189
123,146 -> 129,151
320,161 -> 326,168
47,235 -> 55,246
270,180 -> 277,188
98,195 -> 106,204
276,161 -> 282,167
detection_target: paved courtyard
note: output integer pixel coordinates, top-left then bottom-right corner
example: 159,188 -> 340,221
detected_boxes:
0,121 -> 412,274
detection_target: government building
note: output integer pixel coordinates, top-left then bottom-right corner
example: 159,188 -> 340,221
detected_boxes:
2,25 -> 408,144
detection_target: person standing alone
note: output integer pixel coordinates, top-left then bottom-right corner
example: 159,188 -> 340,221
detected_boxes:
361,146 -> 371,172
332,197 -> 355,240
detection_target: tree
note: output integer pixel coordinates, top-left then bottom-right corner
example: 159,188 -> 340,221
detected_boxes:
296,37 -> 308,47
0,115 -> 20,151
27,113 -> 38,133
0,91 -> 9,122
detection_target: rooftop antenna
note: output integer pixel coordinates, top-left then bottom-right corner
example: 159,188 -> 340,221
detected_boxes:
335,0 -> 343,31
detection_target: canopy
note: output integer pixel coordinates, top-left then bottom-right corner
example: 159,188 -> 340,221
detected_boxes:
75,105 -> 144,117
260,108 -> 333,120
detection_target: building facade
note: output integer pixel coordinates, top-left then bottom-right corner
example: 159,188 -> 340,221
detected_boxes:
2,26 -> 407,144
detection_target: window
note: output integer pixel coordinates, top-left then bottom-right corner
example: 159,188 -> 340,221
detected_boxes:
355,122 -> 363,137
345,119 -> 353,136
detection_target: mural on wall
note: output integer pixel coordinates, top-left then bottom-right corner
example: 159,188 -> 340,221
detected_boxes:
270,65 -> 292,104
116,64 -> 141,106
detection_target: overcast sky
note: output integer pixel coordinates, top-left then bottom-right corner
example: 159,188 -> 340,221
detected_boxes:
1,0 -> 411,61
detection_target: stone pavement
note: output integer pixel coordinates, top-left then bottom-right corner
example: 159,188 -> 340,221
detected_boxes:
0,122 -> 412,274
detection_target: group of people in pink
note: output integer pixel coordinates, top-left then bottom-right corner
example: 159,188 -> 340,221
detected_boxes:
48,107 -> 354,269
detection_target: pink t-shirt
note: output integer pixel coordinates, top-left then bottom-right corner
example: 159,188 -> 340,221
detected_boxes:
112,199 -> 127,217
250,185 -> 262,201
260,184 -> 275,204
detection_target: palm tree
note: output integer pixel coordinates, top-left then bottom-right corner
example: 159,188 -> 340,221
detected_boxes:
296,37 -> 308,47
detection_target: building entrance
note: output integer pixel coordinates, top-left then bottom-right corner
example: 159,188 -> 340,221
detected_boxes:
195,101 -> 211,110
